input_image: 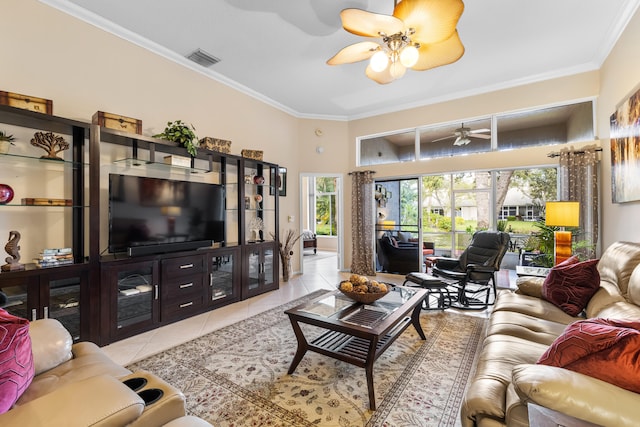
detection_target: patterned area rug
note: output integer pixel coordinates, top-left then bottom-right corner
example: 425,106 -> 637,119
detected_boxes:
128,290 -> 486,427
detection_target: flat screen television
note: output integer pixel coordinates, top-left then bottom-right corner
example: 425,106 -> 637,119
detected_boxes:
108,174 -> 225,255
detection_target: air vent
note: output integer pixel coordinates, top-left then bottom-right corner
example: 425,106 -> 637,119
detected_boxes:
186,49 -> 220,67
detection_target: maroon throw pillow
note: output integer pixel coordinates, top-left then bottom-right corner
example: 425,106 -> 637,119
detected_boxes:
542,258 -> 600,316
0,309 -> 34,413
538,318 -> 640,393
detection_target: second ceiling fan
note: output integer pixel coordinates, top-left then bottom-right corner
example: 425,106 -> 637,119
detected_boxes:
432,123 -> 491,146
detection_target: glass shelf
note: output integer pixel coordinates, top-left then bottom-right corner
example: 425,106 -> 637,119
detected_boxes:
0,152 -> 86,169
244,183 -> 275,189
0,203 -> 87,208
112,158 -> 211,174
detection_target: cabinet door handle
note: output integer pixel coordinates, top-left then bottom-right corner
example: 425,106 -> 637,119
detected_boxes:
180,301 -> 193,308
179,263 -> 194,269
180,282 -> 194,289
210,273 -> 213,287
31,309 -> 37,321
154,285 -> 159,300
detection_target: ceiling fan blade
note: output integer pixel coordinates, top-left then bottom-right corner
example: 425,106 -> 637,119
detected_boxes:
411,30 -> 464,71
431,135 -> 455,143
394,0 -> 464,44
327,41 -> 380,65
469,133 -> 491,139
365,64 -> 395,84
469,128 -> 491,134
340,8 -> 405,37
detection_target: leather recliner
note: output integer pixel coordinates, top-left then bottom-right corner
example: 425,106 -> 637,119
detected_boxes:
0,317 -> 213,427
432,230 -> 510,309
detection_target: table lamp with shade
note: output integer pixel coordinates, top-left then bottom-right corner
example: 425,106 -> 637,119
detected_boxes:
545,201 -> 580,265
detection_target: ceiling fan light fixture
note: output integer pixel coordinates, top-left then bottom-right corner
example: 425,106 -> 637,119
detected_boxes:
370,50 -> 389,72
389,61 -> 406,79
328,0 -> 465,84
399,43 -> 419,67
454,136 -> 471,146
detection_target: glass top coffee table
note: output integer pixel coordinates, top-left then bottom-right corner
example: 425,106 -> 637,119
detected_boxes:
284,285 -> 428,410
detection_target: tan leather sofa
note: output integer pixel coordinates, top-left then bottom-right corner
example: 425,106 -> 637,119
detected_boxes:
0,318 -> 213,427
461,241 -> 640,427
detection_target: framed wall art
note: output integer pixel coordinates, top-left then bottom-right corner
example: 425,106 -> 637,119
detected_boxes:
610,82 -> 640,203
270,167 -> 287,196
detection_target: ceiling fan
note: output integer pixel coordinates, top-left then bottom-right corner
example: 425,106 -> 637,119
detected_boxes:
432,123 -> 491,146
327,0 -> 465,84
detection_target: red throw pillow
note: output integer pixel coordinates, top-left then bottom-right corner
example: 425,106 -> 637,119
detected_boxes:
541,257 -> 600,316
0,309 -> 34,413
538,318 -> 640,393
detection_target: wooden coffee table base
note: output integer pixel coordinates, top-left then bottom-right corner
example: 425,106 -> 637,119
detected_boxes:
286,289 -> 427,410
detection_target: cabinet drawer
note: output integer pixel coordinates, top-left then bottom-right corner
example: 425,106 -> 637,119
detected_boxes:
164,274 -> 206,298
163,294 -> 206,319
162,256 -> 205,278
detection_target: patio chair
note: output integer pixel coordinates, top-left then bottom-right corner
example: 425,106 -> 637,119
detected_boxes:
431,230 -> 510,309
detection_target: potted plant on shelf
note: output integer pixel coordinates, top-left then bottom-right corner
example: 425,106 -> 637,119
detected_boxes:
0,130 -> 16,154
153,120 -> 199,157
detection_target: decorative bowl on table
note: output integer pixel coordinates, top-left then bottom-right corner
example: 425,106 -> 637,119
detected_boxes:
338,274 -> 390,304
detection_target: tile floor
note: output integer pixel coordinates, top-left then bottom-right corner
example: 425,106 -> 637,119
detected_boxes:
103,252 -> 510,366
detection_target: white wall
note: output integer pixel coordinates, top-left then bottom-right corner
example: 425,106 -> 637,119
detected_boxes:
2,0 -> 302,270
598,8 -> 640,250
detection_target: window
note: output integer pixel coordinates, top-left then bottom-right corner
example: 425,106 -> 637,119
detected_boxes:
496,101 -> 594,150
359,130 -> 415,166
315,177 -> 337,236
419,118 -> 492,160
357,100 -> 594,166
499,206 -> 517,219
419,167 -> 557,257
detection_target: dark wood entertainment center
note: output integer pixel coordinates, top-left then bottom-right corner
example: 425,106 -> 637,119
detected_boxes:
0,104 -> 280,345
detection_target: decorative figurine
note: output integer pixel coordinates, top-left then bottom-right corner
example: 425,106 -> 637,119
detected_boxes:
248,217 -> 264,242
2,230 -> 25,272
30,131 -> 69,160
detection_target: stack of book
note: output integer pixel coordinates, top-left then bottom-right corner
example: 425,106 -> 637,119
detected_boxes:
34,248 -> 73,268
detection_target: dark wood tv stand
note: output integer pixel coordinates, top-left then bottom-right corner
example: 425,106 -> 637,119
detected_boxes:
0,104 -> 280,346
100,246 -> 243,343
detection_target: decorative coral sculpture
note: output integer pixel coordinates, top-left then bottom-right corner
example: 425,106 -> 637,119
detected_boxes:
248,217 -> 264,242
31,131 -> 69,160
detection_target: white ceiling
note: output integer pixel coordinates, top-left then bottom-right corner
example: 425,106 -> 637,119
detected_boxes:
43,0 -> 640,120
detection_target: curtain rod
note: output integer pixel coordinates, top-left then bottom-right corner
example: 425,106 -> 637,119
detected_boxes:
547,147 -> 603,158
348,170 -> 376,175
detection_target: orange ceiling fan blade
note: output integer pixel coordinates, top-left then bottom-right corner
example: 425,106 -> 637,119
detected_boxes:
340,8 -> 405,37
365,64 -> 396,84
394,0 -> 464,44
327,41 -> 380,65
411,30 -> 464,71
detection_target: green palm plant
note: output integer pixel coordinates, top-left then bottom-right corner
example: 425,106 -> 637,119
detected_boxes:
531,220 -> 558,267
153,120 -> 199,156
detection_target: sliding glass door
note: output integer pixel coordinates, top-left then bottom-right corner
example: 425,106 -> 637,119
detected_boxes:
375,178 -> 422,273
377,166 -> 559,273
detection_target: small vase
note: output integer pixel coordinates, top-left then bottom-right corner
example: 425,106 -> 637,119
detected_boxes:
0,184 -> 14,204
282,257 -> 292,282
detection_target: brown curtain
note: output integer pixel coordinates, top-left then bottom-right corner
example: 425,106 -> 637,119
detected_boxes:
350,170 -> 376,276
558,145 -> 599,258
